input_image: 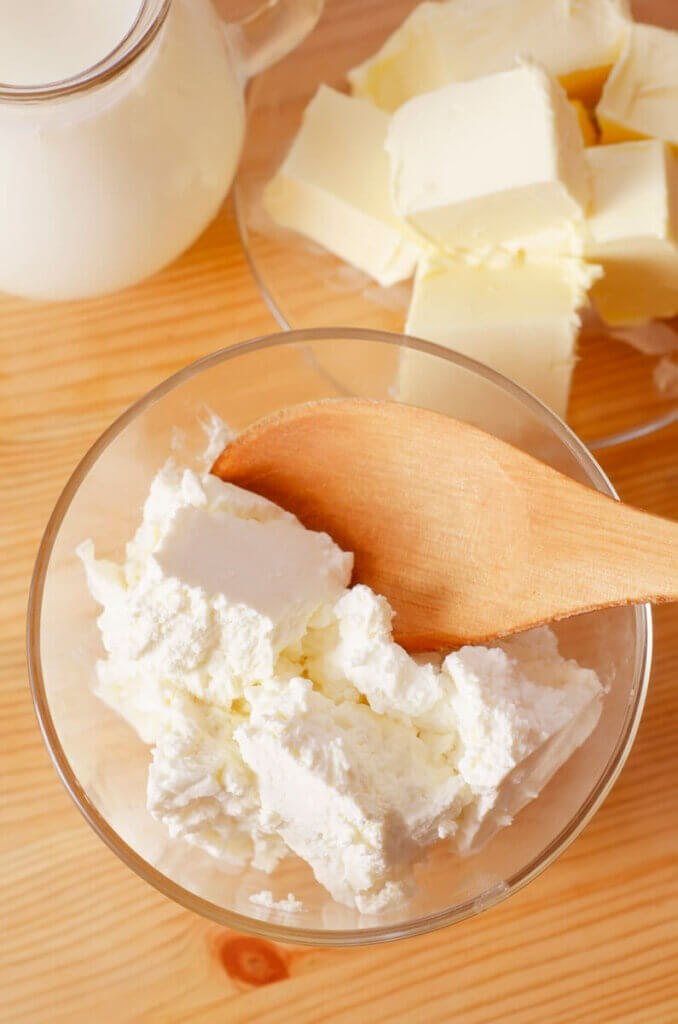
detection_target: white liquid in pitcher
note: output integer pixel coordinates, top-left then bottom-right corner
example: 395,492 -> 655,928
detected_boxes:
0,0 -> 245,299
0,0 -> 143,85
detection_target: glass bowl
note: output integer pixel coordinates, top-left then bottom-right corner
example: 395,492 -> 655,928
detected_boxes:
233,0 -> 678,451
28,328 -> 651,946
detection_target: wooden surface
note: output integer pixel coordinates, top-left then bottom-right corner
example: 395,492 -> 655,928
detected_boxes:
3,201 -> 678,1023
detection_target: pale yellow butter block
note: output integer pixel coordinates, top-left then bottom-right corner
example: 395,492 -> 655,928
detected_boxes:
349,0 -> 631,113
584,140 -> 678,324
506,222 -> 586,260
571,99 -> 599,147
386,63 -> 590,252
264,85 -> 422,288
598,24 -> 678,146
401,257 -> 599,418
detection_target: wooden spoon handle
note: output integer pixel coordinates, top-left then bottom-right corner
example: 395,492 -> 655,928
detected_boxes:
533,482 -> 678,616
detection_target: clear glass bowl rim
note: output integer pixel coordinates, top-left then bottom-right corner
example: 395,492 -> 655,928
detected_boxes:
26,327 -> 652,947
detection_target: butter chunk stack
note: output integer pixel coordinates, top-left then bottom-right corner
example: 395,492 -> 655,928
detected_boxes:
385,61 -> 589,251
264,85 -> 423,288
82,462 -> 604,914
263,0 -> 678,419
349,0 -> 631,112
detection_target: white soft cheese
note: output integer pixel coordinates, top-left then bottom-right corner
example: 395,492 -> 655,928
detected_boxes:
597,23 -> 678,147
442,629 -> 603,852
80,459 -> 603,913
303,585 -> 453,727
349,0 -> 631,113
147,690 -> 288,871
263,84 -> 424,287
386,62 -> 590,252
78,461 -> 352,726
236,676 -> 469,913
250,890 -> 304,913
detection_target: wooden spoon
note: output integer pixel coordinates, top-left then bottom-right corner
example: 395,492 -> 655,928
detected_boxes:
212,398 -> 678,651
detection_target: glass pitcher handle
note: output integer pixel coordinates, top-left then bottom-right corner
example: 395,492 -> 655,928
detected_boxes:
225,0 -> 324,79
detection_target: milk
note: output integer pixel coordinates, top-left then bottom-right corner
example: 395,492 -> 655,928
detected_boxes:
0,0 -> 245,299
0,0 -> 144,86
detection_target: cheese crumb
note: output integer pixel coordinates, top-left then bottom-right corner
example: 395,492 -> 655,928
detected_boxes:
250,890 -> 304,913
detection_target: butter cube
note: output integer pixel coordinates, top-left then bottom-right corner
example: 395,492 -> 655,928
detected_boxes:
386,63 -> 590,252
401,257 -> 599,418
598,24 -> 678,146
349,0 -> 631,113
584,140 -> 678,324
263,85 -> 422,288
571,100 -> 599,147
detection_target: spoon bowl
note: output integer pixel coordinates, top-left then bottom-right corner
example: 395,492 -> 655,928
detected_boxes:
213,397 -> 678,649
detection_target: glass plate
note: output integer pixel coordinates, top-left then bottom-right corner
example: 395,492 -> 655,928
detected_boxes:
29,329 -> 651,945
233,0 -> 678,450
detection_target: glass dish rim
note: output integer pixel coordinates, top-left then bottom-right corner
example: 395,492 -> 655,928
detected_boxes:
26,326 -> 652,948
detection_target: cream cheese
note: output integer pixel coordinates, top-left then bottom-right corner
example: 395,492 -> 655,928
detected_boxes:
78,461 -> 352,720
250,890 -> 304,913
80,458 -> 603,913
444,629 -> 604,852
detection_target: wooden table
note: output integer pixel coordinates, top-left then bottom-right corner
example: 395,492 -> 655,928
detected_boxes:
3,201 -> 678,1023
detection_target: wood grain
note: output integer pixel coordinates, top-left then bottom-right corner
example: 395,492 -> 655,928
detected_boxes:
2,200 -> 678,1023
